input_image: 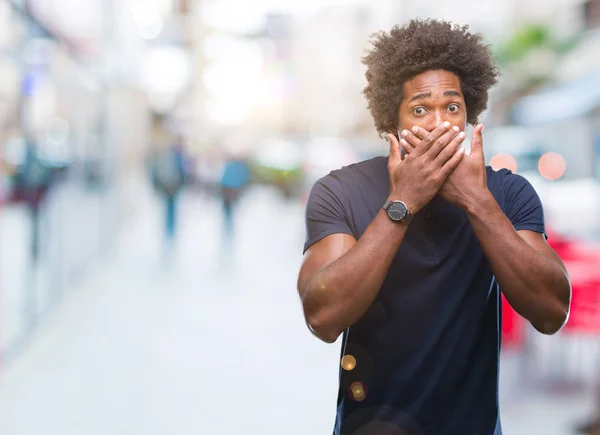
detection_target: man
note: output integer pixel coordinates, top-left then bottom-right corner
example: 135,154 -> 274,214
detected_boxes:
297,19 -> 571,435
151,136 -> 187,256
219,155 -> 251,240
14,138 -> 53,263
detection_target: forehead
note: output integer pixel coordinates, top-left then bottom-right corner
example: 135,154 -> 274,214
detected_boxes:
402,70 -> 462,98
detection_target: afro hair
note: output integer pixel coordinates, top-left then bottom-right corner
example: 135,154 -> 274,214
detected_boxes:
362,19 -> 499,136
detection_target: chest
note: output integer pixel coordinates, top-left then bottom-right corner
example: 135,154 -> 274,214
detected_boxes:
346,185 -> 473,259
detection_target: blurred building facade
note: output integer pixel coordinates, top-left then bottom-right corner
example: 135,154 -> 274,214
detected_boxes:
0,0 -> 172,362
198,0 -> 600,148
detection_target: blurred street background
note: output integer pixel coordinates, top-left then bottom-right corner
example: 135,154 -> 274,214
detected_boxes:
1,0 -> 600,434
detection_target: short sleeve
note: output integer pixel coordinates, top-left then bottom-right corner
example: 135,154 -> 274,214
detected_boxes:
502,173 -> 547,238
303,175 -> 355,254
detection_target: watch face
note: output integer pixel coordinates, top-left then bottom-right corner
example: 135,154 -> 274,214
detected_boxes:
388,201 -> 408,221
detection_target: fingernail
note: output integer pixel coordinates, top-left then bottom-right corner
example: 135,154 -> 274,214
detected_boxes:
401,130 -> 409,137
458,132 -> 466,139
443,121 -> 450,128
411,126 -> 419,134
452,126 -> 460,132
400,139 -> 408,146
481,125 -> 485,132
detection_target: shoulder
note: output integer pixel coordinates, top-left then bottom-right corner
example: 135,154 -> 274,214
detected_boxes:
312,156 -> 387,191
321,156 -> 388,189
486,166 -> 514,186
486,166 -> 538,197
486,167 -> 544,223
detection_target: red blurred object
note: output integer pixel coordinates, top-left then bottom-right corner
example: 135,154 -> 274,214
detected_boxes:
501,228 -> 600,346
547,229 -> 600,334
502,294 -> 524,349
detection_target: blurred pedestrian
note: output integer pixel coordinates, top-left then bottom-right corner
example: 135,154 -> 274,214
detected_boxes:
297,19 -> 571,435
219,156 -> 250,240
14,137 -> 53,262
151,136 -> 187,258
13,137 -> 53,327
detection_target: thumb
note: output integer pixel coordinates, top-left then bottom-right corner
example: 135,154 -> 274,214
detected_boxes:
388,133 -> 402,166
471,124 -> 484,155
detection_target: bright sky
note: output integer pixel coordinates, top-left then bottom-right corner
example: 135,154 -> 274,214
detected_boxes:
259,0 -> 368,14
199,0 -> 368,33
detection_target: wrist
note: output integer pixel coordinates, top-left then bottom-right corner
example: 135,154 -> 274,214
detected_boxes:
464,189 -> 495,216
387,193 -> 420,215
383,198 -> 415,225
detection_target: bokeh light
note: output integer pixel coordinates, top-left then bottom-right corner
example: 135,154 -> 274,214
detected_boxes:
349,381 -> 367,402
341,354 -> 357,371
489,153 -> 518,173
538,152 -> 567,181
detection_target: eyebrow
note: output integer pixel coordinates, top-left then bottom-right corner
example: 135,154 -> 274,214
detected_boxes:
407,90 -> 462,104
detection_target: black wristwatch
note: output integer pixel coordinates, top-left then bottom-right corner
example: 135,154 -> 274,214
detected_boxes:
383,200 -> 413,224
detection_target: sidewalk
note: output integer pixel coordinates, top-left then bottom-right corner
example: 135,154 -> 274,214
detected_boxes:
0,183 -> 117,357
0,186 -> 594,435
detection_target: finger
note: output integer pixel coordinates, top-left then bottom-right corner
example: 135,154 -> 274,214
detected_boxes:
440,145 -> 466,177
399,128 -> 422,150
397,129 -> 416,157
387,133 -> 402,166
471,124 -> 484,155
435,130 -> 466,165
399,138 -> 415,155
427,125 -> 461,160
412,121 -> 451,156
410,126 -> 428,140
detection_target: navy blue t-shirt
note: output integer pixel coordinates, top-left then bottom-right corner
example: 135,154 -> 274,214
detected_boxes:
303,156 -> 546,435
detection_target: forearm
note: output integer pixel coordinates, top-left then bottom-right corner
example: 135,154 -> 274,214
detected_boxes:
466,192 -> 570,334
303,210 -> 407,342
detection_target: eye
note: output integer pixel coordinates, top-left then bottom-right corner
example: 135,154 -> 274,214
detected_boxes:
447,104 -> 460,113
413,107 -> 426,116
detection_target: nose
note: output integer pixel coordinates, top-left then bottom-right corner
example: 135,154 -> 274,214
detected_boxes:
421,110 -> 446,132
434,110 -> 447,127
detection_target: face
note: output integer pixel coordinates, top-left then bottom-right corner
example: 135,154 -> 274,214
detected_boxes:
398,70 -> 467,133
